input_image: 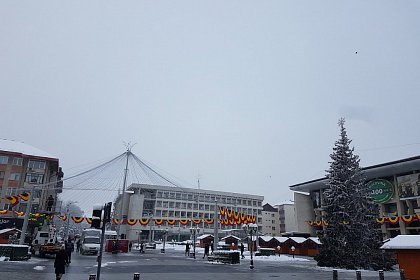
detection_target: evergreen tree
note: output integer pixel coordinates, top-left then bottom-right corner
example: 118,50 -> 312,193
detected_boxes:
315,118 -> 390,270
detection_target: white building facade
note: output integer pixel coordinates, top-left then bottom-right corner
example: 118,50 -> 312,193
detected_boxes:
115,183 -> 264,241
261,203 -> 279,236
275,203 -> 298,234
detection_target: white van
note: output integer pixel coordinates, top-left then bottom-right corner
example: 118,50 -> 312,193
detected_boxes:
80,236 -> 101,255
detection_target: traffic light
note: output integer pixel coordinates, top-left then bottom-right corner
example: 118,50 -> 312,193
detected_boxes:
103,202 -> 112,224
91,204 -> 103,229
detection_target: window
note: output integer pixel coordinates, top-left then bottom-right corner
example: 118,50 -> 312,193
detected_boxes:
7,188 -> 18,196
0,156 -> 8,164
26,173 -> 44,184
9,173 -> 20,181
18,204 -> 27,213
3,204 -> 13,211
12,157 -> 23,166
28,160 -> 46,170
0,171 -> 4,179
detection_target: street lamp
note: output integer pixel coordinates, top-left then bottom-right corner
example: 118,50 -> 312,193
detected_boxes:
148,214 -> 154,244
161,229 -> 168,253
189,227 -> 200,259
137,230 -> 142,250
242,223 -> 258,269
65,201 -> 78,241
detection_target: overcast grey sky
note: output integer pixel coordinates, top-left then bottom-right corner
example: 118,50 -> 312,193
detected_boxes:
1,1 -> 420,208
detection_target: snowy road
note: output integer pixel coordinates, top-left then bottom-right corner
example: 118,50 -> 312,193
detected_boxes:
0,245 -> 401,280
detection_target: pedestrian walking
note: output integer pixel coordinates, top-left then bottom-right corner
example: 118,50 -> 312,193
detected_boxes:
240,242 -> 245,259
54,248 -> 68,280
129,241 -> 133,252
64,240 -> 74,264
140,242 -> 144,253
203,243 -> 210,259
210,241 -> 214,254
76,238 -> 81,253
185,242 -> 190,256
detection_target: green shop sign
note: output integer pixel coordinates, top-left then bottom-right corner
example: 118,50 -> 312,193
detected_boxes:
367,179 -> 394,203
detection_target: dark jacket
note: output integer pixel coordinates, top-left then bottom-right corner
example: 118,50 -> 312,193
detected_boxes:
54,250 -> 68,275
65,241 -> 74,253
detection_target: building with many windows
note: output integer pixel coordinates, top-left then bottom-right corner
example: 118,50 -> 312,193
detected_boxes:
261,203 -> 279,236
289,155 -> 420,239
0,139 -> 63,230
275,203 -> 297,234
114,183 -> 264,241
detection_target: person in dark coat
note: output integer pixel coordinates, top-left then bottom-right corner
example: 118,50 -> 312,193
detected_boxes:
203,243 -> 210,259
54,248 -> 68,280
240,242 -> 245,259
140,242 -> 144,253
64,240 -> 74,263
185,242 -> 190,256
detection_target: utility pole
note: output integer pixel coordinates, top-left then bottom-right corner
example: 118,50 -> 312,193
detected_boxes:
213,199 -> 218,249
19,185 -> 36,245
117,148 -> 131,239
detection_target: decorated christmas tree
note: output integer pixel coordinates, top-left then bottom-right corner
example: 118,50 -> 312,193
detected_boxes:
315,118 -> 391,270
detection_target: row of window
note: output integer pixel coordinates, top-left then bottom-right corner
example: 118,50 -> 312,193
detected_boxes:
4,188 -> 42,197
153,209 -> 261,219
155,190 -> 261,207
154,200 -> 261,212
0,156 -> 46,169
0,171 -> 44,183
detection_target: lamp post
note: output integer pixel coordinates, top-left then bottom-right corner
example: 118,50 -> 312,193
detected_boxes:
189,227 -> 200,259
65,201 -> 78,241
242,223 -> 258,269
161,229 -> 168,253
148,214 -> 153,244
137,230 -> 142,250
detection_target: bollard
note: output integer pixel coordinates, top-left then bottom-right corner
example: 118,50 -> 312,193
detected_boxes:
89,274 -> 96,280
379,270 -> 384,280
400,269 -> 406,280
333,269 -> 338,280
356,270 -> 361,280
133,272 -> 140,280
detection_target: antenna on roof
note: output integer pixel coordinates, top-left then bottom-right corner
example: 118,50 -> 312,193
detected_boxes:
197,175 -> 200,189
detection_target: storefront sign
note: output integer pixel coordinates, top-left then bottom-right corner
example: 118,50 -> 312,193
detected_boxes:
396,173 -> 420,199
367,179 -> 394,203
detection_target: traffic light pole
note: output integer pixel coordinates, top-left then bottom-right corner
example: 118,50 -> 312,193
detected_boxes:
96,202 -> 112,280
96,220 -> 106,280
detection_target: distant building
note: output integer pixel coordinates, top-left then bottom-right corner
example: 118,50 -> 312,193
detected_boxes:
274,203 -> 297,234
114,183 -> 264,241
0,139 -> 63,230
289,155 -> 420,239
261,203 -> 279,236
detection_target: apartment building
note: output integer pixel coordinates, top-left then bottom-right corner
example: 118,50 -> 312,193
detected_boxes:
0,139 -> 63,230
275,203 -> 297,234
261,203 -> 279,236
